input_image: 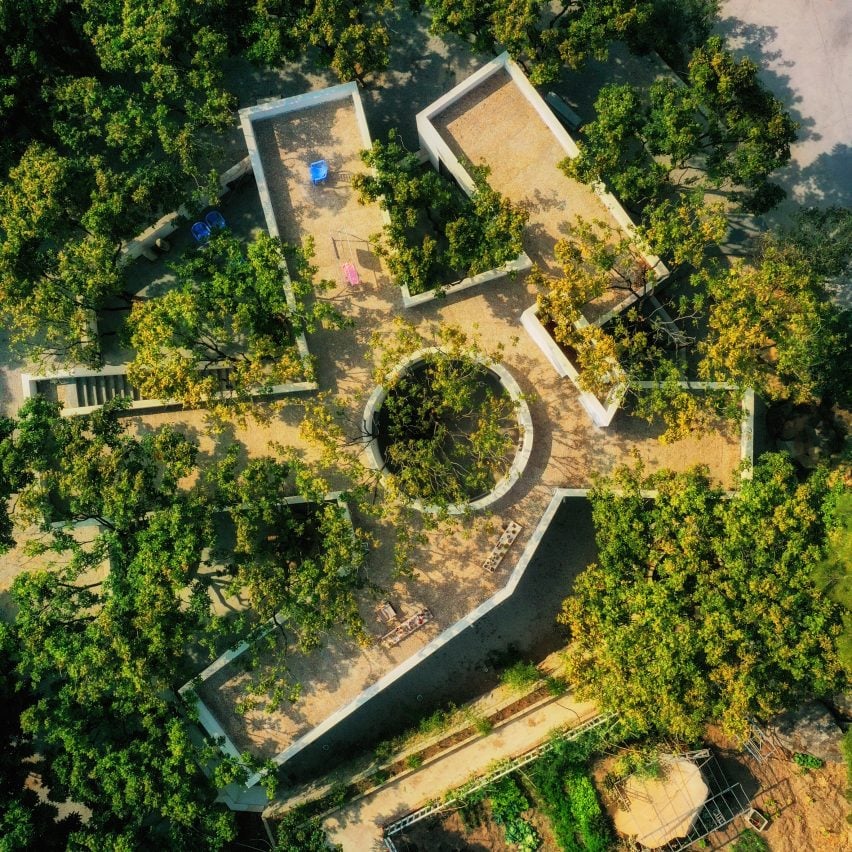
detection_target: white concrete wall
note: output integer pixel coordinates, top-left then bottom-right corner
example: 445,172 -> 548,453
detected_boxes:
361,348 -> 534,514
400,253 -> 532,308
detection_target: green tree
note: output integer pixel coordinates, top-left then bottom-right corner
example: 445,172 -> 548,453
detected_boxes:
427,0 -> 657,85
354,131 -> 527,295
0,625 -> 82,851
0,400 -> 243,850
368,321 -> 518,510
559,456 -> 844,741
209,448 -> 368,651
0,0 -> 236,367
698,241 -> 846,404
273,809 -> 342,851
777,205 -> 852,280
241,0 -> 395,84
127,231 -> 344,420
565,38 -> 797,215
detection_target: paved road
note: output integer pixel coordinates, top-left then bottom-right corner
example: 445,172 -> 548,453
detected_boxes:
323,693 -> 598,850
717,0 -> 852,219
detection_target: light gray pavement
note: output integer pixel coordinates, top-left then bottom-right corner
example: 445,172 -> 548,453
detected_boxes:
322,693 -> 598,850
717,0 -> 852,219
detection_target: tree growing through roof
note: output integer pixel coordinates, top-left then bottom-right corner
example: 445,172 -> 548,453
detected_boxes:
529,215 -> 733,440
127,231 -> 346,422
205,446 -> 370,711
559,455 -> 845,741
353,130 -> 528,295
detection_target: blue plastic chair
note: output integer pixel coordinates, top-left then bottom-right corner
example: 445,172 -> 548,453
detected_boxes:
205,210 -> 226,230
192,221 -> 211,244
309,159 -> 329,185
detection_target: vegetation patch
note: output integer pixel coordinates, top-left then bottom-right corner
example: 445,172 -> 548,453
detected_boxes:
375,351 -> 518,507
354,130 -> 528,296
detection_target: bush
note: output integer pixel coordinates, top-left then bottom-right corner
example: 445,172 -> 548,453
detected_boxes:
731,828 -> 770,852
405,753 -> 424,770
793,752 -> 825,772
500,661 -> 541,693
527,735 -> 612,852
487,778 -> 541,852
354,132 -> 527,295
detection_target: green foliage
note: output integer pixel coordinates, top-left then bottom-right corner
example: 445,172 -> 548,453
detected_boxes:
793,752 -> 825,772
778,206 -> 852,280
500,660 -> 541,693
127,231 -> 344,422
485,777 -> 541,852
1,402 -> 241,849
815,489 -> 852,673
240,0 -> 395,84
427,0 -> 687,85
731,828 -> 770,852
612,747 -> 665,781
559,455 -> 845,742
273,809 -> 342,852
842,728 -> 852,802
406,752 -> 424,769
0,0 -> 235,367
531,215 -> 732,441
698,240 -> 846,405
354,131 -> 527,295
526,737 -> 612,852
566,36 -> 797,216
374,323 -> 517,508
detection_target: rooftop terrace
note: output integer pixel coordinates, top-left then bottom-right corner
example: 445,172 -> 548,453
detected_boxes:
419,54 -> 667,324
177,76 -> 745,788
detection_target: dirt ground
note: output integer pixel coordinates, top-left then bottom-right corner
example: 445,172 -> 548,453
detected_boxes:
703,726 -> 851,852
395,801 -> 559,852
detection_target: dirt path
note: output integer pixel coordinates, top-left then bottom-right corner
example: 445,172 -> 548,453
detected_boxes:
321,693 -> 598,850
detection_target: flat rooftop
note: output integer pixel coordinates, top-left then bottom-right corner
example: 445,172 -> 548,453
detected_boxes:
425,62 -> 664,323
173,82 -> 742,778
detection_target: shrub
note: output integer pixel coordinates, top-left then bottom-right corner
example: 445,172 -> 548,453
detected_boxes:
793,752 -> 825,772
405,753 -> 424,770
487,778 -> 541,852
731,828 -> 770,852
546,675 -> 568,696
527,735 -> 613,852
500,661 -> 541,693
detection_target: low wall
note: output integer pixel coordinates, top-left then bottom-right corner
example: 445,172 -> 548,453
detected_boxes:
179,494 -> 355,770
521,305 -> 623,427
361,347 -> 534,514
122,157 -> 253,262
415,52 -> 669,289
400,253 -> 532,308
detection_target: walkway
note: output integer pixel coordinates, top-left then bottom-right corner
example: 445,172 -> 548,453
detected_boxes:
322,692 -> 598,850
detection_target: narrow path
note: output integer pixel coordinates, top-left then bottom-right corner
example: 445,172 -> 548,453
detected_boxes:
321,692 -> 597,850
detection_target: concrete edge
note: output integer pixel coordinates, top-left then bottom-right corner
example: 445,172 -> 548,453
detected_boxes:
360,348 -> 534,515
399,253 -> 533,308
241,487 -> 588,788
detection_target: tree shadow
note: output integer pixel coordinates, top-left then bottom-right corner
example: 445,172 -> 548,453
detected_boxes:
711,18 -> 820,146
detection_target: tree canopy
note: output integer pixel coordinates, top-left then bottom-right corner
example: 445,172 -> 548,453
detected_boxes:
127,231 -> 344,420
0,399 -> 373,845
698,239 -> 848,406
353,130 -> 528,295
559,455 -> 845,741
564,37 -> 797,216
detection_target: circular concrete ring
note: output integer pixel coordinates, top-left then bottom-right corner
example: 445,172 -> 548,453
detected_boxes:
362,347 -> 533,515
